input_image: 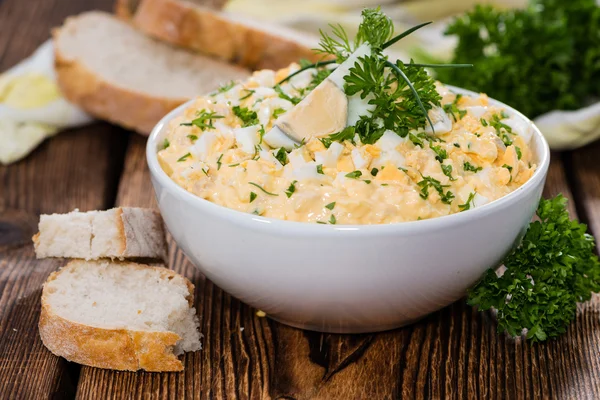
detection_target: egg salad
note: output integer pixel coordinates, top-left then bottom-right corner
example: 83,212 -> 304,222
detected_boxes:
158,9 -> 537,225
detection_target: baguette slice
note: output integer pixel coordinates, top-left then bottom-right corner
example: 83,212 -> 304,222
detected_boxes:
33,207 -> 168,262
115,0 -> 228,19
53,11 -> 249,135
116,0 -> 323,70
39,260 -> 201,372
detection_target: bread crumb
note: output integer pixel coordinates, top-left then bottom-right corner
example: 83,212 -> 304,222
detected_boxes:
256,310 -> 266,318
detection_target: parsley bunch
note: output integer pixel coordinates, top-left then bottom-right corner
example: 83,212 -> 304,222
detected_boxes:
438,0 -> 600,118
468,195 -> 600,341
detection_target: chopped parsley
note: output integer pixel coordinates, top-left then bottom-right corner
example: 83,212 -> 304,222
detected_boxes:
249,182 -> 279,196
417,176 -> 455,204
274,148 -> 288,165
453,143 -> 461,148
229,163 -> 240,167
274,85 -> 301,105
480,118 -> 488,127
212,80 -> 235,96
177,153 -> 191,162
345,170 -> 362,179
329,214 -> 337,225
249,192 -> 257,203
463,161 -> 482,173
443,94 -> 467,122
458,192 -> 476,211
201,167 -> 209,176
320,126 -> 355,148
489,113 -> 514,146
441,164 -> 456,181
180,110 -> 224,130
371,168 -> 379,176
431,144 -> 447,162
216,154 -> 223,170
364,179 -> 372,184
515,146 -> 522,160
502,164 -> 513,173
187,134 -> 198,142
285,181 -> 297,198
316,164 -> 324,174
163,139 -> 170,149
232,106 -> 259,127
272,108 -> 286,119
325,202 -> 336,210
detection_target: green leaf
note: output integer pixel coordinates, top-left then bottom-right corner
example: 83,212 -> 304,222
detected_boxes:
467,194 -> 600,342
345,170 -> 362,179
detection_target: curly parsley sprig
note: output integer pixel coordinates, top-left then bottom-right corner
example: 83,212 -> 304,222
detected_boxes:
468,195 -> 600,342
277,8 -> 471,146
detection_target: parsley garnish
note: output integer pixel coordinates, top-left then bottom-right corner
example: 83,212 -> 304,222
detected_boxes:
468,195 -> 600,341
232,106 -> 259,127
431,145 -> 447,162
216,154 -> 223,170
211,80 -> 235,96
453,143 -> 461,148
329,214 -> 337,225
249,192 -> 257,203
229,163 -> 240,167
371,168 -> 379,176
249,182 -> 279,196
441,164 -> 456,181
285,181 -> 297,198
439,1 -> 600,118
163,139 -> 170,149
464,161 -> 482,173
345,170 -> 362,179
274,148 -> 288,165
187,135 -> 198,142
177,153 -> 191,162
502,164 -> 513,173
181,110 -> 224,130
489,113 -> 513,146
515,146 -> 522,160
316,164 -> 324,174
325,202 -> 336,210
320,126 -> 356,148
480,118 -> 488,127
458,192 -> 476,211
417,176 -> 454,204
272,108 -> 286,119
443,94 -> 467,122
201,167 -> 209,176
274,85 -> 301,105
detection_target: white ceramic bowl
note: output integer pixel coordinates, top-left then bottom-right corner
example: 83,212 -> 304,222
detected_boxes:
147,87 -> 550,334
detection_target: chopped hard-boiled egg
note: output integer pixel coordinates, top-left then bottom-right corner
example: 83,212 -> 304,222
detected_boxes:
158,57 -> 536,224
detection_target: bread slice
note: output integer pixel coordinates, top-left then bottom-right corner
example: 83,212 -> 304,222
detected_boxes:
39,260 -> 201,371
116,0 -> 323,70
33,207 -> 168,261
53,11 -> 249,135
115,0 -> 228,20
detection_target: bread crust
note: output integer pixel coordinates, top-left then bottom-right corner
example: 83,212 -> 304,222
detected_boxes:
52,27 -> 186,135
39,261 -> 197,372
127,0 -> 323,70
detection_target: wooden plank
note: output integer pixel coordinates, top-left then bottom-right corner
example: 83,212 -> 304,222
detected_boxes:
77,136 -> 600,399
0,123 -> 129,399
0,0 -> 126,398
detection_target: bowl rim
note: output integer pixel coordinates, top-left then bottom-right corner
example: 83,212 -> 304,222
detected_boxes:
146,85 -> 550,236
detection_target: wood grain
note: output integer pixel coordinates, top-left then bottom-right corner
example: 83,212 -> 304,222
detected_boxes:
0,124 -> 128,399
0,0 -> 127,398
75,135 -> 600,399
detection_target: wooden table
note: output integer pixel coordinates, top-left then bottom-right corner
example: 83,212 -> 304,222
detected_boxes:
2,0 -> 600,398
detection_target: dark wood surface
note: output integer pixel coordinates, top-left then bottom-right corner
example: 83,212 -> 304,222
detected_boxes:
1,0 -> 600,399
